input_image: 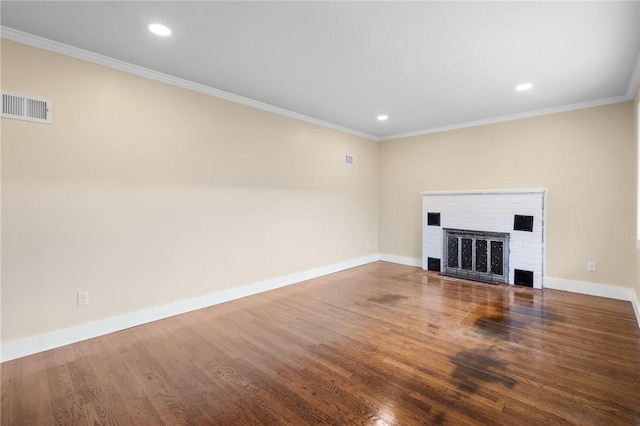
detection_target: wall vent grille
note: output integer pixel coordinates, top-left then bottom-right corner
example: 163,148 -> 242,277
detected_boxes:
345,154 -> 355,166
1,91 -> 52,124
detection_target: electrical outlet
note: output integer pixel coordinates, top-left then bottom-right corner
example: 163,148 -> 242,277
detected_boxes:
77,291 -> 89,306
587,262 -> 597,273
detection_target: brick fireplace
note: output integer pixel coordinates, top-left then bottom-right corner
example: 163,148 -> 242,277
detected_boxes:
422,189 -> 547,288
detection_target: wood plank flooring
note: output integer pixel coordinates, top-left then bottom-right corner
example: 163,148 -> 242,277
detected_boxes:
2,261 -> 639,425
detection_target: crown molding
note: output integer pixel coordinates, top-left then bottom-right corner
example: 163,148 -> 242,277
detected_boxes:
0,26 -> 378,141
2,26 -> 637,144
626,49 -> 640,100
379,95 -> 631,141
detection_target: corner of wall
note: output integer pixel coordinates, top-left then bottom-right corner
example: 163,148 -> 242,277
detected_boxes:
379,254 -> 422,267
632,288 -> 640,330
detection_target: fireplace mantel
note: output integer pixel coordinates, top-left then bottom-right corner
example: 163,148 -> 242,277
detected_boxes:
422,189 -> 547,288
422,188 -> 547,196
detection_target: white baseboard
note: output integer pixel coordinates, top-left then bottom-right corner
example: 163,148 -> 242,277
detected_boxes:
544,276 -> 635,301
632,289 -> 640,330
544,277 -> 640,330
3,254 -> 639,362
0,254 -> 380,362
379,253 -> 422,267
376,256 -> 640,329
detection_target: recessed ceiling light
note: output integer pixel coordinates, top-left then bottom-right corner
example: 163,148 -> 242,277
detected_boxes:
377,114 -> 389,121
147,23 -> 172,37
515,82 -> 533,92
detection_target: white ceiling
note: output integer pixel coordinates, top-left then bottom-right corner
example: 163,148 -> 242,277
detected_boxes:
2,1 -> 640,140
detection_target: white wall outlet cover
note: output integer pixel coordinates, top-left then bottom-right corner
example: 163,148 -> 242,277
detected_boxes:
77,291 -> 89,306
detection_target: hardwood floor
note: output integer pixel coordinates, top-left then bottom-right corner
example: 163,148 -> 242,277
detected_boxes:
2,261 -> 639,425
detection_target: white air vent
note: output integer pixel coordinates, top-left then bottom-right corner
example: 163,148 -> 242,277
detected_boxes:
1,91 -> 52,124
345,154 -> 356,166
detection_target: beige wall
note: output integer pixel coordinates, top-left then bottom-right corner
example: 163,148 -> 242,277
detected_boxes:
2,37 -> 639,344
1,40 -> 379,341
380,102 -> 637,288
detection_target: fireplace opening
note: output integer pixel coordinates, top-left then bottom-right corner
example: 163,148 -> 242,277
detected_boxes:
443,229 -> 509,284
